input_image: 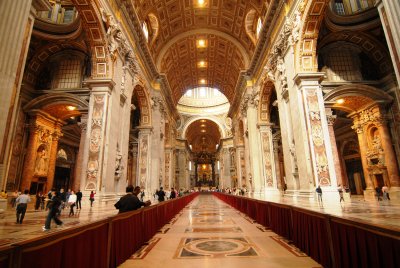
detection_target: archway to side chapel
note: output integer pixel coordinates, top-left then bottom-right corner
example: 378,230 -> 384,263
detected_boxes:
324,85 -> 399,197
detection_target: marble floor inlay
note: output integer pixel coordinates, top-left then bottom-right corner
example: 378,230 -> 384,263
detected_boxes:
120,194 -> 322,268
175,237 -> 258,258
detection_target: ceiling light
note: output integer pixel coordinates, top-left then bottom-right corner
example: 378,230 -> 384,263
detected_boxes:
66,105 -> 76,111
336,99 -> 345,104
197,39 -> 206,48
201,124 -> 206,127
198,0 -> 205,6
199,79 -> 206,84
202,164 -> 206,170
201,130 -> 206,133
201,120 -> 206,123
198,60 -> 207,68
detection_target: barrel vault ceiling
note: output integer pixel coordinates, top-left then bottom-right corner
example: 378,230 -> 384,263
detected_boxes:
133,0 -> 265,104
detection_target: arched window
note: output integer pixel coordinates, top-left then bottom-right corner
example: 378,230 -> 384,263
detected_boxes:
142,21 -> 149,41
256,17 -> 262,38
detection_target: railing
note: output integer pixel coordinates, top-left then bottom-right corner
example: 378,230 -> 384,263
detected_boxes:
0,193 -> 198,268
213,192 -> 400,268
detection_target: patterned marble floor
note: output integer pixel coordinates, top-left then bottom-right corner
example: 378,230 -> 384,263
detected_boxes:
119,195 -> 321,268
0,193 -> 399,249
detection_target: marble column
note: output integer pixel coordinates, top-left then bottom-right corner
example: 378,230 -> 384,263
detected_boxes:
294,73 -> 338,197
130,145 -> 138,186
72,115 -> 87,191
377,0 -> 400,85
377,121 -> 400,187
272,139 -> 283,190
20,124 -> 40,192
0,0 -> 36,188
81,79 -> 114,194
46,127 -> 62,192
259,123 -> 279,194
326,110 -> 344,187
137,126 -> 152,193
351,124 -> 373,190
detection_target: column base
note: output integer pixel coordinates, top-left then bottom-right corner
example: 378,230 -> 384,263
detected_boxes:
363,189 -> 376,201
284,190 -> 314,199
319,187 -> 340,203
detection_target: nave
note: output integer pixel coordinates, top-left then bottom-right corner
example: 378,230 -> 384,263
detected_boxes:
120,194 -> 320,268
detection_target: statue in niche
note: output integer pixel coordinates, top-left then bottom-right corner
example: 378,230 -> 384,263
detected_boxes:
34,144 -> 49,177
115,146 -> 123,179
372,132 -> 383,151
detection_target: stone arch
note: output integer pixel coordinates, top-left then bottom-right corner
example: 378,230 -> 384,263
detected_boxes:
297,0 -> 330,72
70,0 -> 112,78
24,93 -> 89,112
324,84 -> 393,112
258,80 -> 276,122
181,116 -> 226,140
132,84 -> 152,126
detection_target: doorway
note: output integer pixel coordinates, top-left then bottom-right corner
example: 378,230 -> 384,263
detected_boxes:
345,158 -> 366,194
54,166 -> 71,191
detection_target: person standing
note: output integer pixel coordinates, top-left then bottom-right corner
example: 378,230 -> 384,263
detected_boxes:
114,186 -> 151,213
89,191 -> 95,207
170,187 -> 176,199
382,185 -> 390,200
43,191 -> 63,231
15,190 -> 31,224
338,185 -> 344,203
316,185 -> 323,203
59,188 -> 66,210
76,190 -> 82,209
35,192 -> 42,210
68,190 -> 77,216
375,186 -> 382,201
157,187 -> 165,202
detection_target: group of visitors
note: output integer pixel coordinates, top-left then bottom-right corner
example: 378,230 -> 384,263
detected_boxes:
315,184 -> 391,203
223,187 -> 247,196
154,187 -> 182,202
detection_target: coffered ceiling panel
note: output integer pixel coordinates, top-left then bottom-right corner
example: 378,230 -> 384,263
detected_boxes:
161,34 -> 245,102
134,0 -> 264,104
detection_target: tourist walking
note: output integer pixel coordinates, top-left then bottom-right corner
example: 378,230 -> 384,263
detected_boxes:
89,191 -> 95,207
382,185 -> 390,200
43,190 -> 63,231
68,190 -> 77,216
15,190 -> 31,224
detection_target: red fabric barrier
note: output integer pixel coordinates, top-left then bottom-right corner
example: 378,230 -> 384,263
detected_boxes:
268,204 -> 292,239
246,199 -> 257,220
331,220 -> 400,268
292,210 -> 331,268
255,200 -> 269,227
21,222 -> 109,268
142,206 -> 159,242
110,211 -> 143,268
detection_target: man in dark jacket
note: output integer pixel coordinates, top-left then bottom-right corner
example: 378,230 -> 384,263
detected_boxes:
43,191 -> 63,231
157,187 -> 166,202
115,186 -> 151,213
76,189 -> 82,209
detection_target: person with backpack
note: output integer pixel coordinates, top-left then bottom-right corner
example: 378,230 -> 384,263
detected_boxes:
156,187 -> 166,202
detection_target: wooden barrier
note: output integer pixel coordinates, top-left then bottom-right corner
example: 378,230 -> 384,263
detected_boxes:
213,192 -> 400,268
0,192 -> 198,268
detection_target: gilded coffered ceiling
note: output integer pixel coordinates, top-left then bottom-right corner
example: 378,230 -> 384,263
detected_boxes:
133,0 -> 265,103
